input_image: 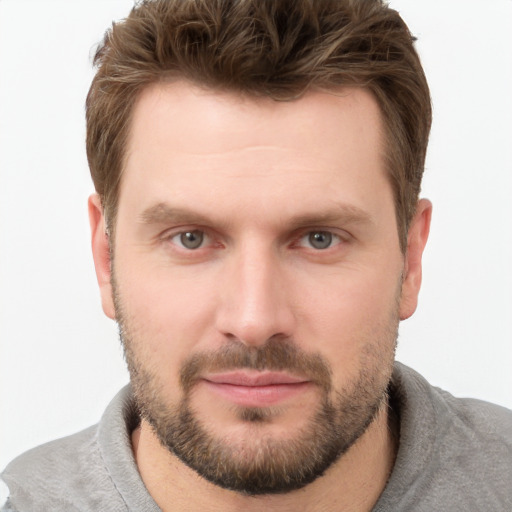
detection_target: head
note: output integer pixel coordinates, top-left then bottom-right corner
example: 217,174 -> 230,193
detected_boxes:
87,0 -> 432,497
86,0 -> 431,252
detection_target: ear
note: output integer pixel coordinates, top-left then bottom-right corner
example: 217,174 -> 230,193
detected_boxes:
399,198 -> 432,320
88,194 -> 116,320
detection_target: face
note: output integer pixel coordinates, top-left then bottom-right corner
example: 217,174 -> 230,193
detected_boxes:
90,82 -> 430,494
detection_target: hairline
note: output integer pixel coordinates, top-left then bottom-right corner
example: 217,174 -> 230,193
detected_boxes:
103,78 -> 410,253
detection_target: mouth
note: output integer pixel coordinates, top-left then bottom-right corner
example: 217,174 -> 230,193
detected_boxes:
201,370 -> 312,407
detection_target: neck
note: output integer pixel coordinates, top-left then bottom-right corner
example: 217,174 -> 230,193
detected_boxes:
132,403 -> 397,512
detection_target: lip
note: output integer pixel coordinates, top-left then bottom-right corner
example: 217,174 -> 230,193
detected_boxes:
204,370 -> 308,386
201,371 -> 312,407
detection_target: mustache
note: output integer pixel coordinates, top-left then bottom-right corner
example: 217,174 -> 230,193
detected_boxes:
180,339 -> 332,393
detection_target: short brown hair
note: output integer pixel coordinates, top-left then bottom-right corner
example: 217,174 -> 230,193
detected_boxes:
86,0 -> 431,250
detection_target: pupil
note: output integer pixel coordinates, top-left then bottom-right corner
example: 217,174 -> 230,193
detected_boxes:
181,231 -> 203,249
309,231 -> 332,249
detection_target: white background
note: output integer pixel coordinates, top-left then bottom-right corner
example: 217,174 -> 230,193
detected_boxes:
0,0 -> 511,489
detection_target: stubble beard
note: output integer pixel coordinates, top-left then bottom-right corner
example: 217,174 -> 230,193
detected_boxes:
113,278 -> 399,495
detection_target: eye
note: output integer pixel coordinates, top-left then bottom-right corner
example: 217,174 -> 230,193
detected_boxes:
171,230 -> 206,250
299,231 -> 341,250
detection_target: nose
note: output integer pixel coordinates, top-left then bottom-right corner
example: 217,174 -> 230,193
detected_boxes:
214,241 -> 295,347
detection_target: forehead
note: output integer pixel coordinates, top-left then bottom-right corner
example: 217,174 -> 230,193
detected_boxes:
119,81 -> 391,229
126,81 -> 384,160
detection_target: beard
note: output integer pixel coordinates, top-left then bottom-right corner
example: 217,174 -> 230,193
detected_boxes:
114,278 -> 399,496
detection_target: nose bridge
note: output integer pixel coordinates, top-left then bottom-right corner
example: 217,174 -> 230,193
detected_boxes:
216,237 -> 293,346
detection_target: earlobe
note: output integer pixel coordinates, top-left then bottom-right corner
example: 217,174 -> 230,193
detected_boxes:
88,194 -> 116,320
399,198 -> 432,320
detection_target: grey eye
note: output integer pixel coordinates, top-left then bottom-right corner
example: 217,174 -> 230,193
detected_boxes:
179,230 -> 204,249
307,231 -> 333,250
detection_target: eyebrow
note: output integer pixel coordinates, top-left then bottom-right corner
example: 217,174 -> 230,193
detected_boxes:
138,203 -> 214,226
138,202 -> 374,229
285,205 -> 374,230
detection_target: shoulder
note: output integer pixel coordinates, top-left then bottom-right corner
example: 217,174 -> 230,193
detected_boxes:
416,369 -> 512,454
1,386 -> 141,512
377,363 -> 512,511
431,384 -> 512,483
3,424 -> 99,475
394,361 -> 512,444
1,425 -> 120,512
437,387 -> 512,439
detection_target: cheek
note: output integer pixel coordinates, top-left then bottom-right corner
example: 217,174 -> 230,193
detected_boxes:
293,264 -> 401,386
114,260 -> 220,370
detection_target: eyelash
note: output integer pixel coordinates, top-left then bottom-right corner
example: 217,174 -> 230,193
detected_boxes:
295,231 -> 344,250
162,228 -> 348,253
169,230 -> 212,250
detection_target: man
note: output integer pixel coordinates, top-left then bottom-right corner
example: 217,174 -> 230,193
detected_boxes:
1,0 -> 511,510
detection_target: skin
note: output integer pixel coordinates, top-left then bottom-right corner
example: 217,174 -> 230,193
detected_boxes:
89,82 -> 431,512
